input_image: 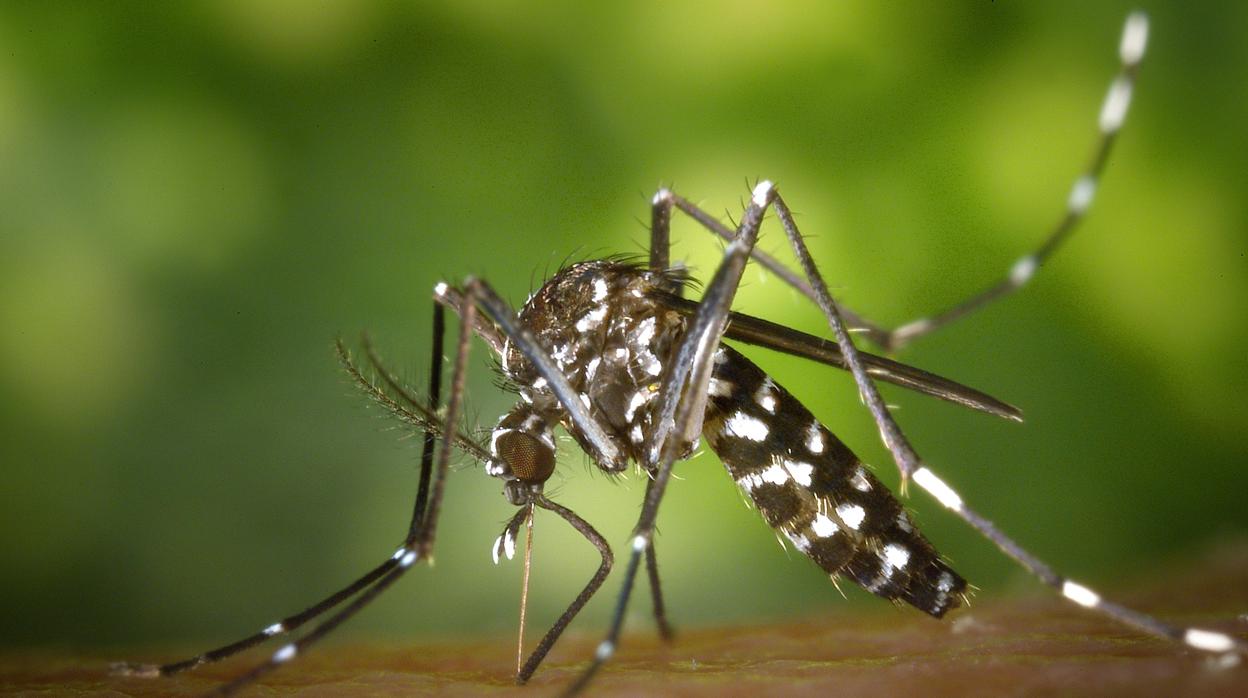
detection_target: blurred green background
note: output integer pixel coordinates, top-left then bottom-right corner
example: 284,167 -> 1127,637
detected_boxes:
2,1 -> 1246,656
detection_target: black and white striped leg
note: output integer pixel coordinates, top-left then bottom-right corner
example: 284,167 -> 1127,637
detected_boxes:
110,301 -> 459,684
768,185 -> 1247,662
109,559 -> 398,680
207,552 -> 417,696
879,11 -> 1149,351
674,12 -> 1150,354
203,297 -> 478,696
565,181 -> 775,695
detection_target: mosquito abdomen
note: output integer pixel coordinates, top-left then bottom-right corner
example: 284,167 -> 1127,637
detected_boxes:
703,345 -> 967,617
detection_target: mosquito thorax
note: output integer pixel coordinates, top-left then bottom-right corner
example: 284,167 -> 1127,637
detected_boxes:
498,260 -> 689,473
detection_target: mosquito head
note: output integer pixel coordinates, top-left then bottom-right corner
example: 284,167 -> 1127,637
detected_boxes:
490,404 -> 557,505
497,430 -> 556,483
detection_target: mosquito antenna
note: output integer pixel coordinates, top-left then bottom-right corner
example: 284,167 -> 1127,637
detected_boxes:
516,503 -> 535,677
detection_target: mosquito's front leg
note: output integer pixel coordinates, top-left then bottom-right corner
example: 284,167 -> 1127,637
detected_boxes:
114,295 -> 480,696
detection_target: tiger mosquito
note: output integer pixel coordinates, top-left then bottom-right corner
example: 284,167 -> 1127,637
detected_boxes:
113,11 -> 1245,696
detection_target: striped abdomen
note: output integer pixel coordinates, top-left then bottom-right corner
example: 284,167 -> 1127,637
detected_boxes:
703,345 -> 966,617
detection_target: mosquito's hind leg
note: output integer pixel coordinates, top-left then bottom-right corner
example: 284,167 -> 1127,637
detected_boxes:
671,13 -> 1148,354
876,13 -> 1146,351
203,297 -> 476,696
766,156 -> 1246,662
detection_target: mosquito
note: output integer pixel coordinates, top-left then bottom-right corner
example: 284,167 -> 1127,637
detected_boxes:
113,10 -> 1245,696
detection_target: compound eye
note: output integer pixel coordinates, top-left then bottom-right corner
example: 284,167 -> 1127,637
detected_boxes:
495,431 -> 556,484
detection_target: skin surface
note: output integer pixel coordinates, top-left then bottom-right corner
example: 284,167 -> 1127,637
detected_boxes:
9,543 -> 1246,697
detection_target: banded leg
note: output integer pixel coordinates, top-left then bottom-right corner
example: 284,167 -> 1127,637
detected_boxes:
565,180 -> 774,695
667,12 -> 1150,353
109,560 -> 397,679
766,185 -> 1248,660
110,302 -> 461,683
203,297 -> 477,696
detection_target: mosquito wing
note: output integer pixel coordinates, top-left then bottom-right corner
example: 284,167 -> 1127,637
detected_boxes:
656,291 -> 1021,422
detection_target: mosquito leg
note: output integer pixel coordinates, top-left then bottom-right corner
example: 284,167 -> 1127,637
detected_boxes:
650,188 -> 673,273
564,181 -> 774,695
643,477 -> 675,641
413,301 -> 444,537
206,559 -> 411,696
112,300 -> 458,681
663,188 -> 880,345
769,186 -> 1246,660
645,190 -> 684,642
650,182 -> 772,460
644,545 -> 673,640
882,11 -> 1149,351
431,282 -> 505,355
410,292 -> 474,557
356,305 -> 446,539
516,495 -> 614,684
205,293 -> 479,696
109,558 -> 399,679
673,13 -> 1149,353
771,190 -> 923,485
